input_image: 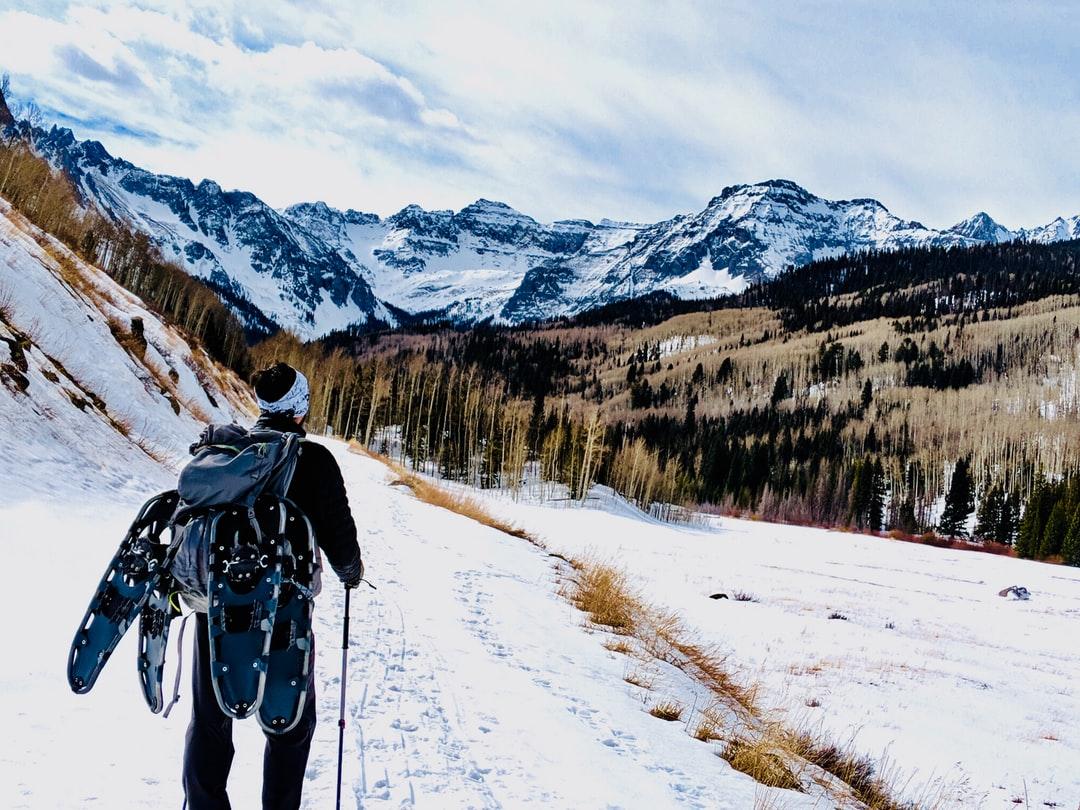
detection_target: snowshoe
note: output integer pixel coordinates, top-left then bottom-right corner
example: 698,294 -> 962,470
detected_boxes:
206,497 -> 284,720
259,498 -> 316,734
68,490 -> 180,694
136,574 -> 181,713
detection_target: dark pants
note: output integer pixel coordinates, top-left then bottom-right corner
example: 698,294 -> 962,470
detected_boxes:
183,613 -> 317,810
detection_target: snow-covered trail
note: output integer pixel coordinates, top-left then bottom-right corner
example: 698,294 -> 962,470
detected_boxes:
0,440 -> 805,809
301,443 -> 795,808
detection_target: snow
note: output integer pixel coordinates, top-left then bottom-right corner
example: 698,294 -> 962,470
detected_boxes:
472,486 -> 1080,809
0,440 -> 825,809
656,334 -> 720,358
0,200 -> 253,500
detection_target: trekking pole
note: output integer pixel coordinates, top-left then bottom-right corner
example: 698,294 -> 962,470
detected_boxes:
335,586 -> 351,810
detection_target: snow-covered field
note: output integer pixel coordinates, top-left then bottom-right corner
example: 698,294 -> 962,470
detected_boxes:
474,487 -> 1080,808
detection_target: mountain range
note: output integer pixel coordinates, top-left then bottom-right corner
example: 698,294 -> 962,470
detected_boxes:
17,118 -> 1080,338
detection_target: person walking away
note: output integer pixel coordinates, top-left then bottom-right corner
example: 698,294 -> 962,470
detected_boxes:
183,362 -> 364,810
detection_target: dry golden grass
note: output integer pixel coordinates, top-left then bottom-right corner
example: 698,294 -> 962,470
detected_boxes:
623,669 -> 654,690
693,715 -> 723,742
106,315 -> 147,360
721,737 -> 803,792
673,639 -> 760,714
785,730 -> 917,810
648,700 -> 684,721
569,562 -> 640,632
603,639 -> 634,655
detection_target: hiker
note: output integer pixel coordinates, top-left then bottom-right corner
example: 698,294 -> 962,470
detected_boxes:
183,362 -> 364,810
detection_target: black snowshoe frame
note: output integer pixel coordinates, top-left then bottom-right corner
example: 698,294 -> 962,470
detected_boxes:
69,490 -> 318,735
68,490 -> 181,695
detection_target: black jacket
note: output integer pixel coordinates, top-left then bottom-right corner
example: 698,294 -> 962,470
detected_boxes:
253,413 -> 363,585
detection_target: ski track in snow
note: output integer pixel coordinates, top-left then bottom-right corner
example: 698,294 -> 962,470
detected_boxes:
1,440 -> 795,810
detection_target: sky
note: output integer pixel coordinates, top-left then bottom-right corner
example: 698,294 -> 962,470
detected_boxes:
0,1 -> 1077,229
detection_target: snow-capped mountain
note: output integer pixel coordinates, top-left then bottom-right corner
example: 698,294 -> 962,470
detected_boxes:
284,179 -> 982,325
29,126 -> 390,338
16,118 -> 1080,337
948,212 -> 1014,243
1023,215 -> 1080,244
945,211 -> 1080,245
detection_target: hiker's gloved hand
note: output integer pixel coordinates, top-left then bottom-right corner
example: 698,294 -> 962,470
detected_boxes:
343,558 -> 364,590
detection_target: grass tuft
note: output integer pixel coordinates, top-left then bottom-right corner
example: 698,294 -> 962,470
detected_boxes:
788,731 -> 917,810
603,639 -> 634,655
693,718 -> 723,742
648,700 -> 684,721
721,737 -> 803,792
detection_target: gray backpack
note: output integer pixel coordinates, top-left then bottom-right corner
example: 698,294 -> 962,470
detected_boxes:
171,424 -> 303,609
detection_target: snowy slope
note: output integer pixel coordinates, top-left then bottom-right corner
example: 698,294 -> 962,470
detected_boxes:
472,486 -> 1080,809
0,198 -> 254,501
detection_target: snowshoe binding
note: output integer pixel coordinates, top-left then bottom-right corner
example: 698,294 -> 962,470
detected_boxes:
206,497 -> 285,720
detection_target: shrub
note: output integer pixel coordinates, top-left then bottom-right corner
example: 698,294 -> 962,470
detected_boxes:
648,700 -> 684,721
721,738 -> 802,792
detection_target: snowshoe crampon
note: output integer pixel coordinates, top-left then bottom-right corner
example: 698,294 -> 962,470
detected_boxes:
259,498 -> 316,734
206,498 -> 284,720
68,490 -> 180,694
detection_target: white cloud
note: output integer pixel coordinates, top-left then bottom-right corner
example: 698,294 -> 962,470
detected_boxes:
0,1 -> 1077,228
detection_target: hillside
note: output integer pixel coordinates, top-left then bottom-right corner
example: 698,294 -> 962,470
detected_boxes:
0,197 -> 254,499
254,225 -> 1080,571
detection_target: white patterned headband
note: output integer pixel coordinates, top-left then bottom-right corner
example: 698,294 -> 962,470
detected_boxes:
257,370 -> 310,417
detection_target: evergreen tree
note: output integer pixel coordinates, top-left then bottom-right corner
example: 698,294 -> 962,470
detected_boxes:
938,458 -> 974,537
770,373 -> 790,405
1063,507 -> 1080,567
1016,480 -> 1052,559
973,485 -> 1003,540
897,497 -> 919,534
997,490 -> 1020,546
860,379 -> 873,410
848,456 -> 874,529
868,459 -> 886,531
1040,501 -> 1069,559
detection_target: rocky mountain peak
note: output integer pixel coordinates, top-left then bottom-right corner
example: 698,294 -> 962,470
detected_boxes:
0,86 -> 14,128
949,211 -> 1013,243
